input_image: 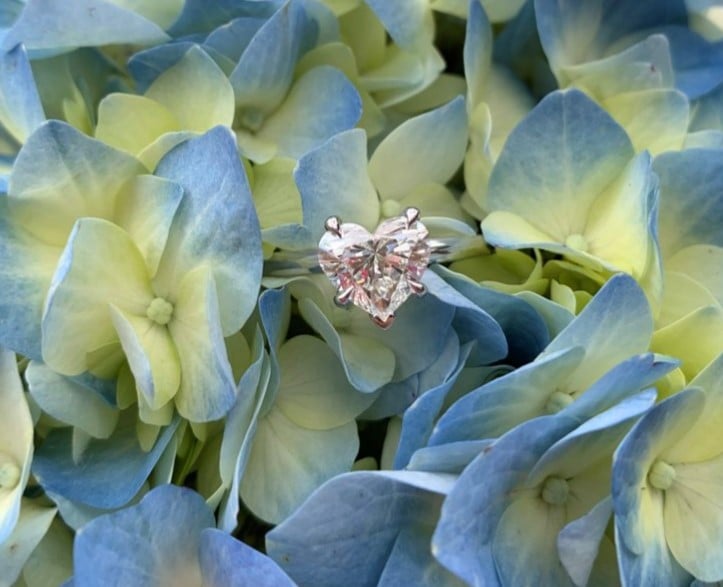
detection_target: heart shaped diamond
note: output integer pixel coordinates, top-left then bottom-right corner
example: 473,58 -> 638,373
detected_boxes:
318,208 -> 431,328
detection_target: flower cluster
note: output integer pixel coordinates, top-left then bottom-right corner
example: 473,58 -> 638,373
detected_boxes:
0,0 -> 722,585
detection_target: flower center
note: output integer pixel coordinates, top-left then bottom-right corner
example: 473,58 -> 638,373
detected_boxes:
565,233 -> 588,252
545,390 -> 574,414
146,297 -> 174,326
648,459 -> 676,491
239,107 -> 265,133
381,199 -> 402,218
541,476 -> 570,506
0,453 -> 21,490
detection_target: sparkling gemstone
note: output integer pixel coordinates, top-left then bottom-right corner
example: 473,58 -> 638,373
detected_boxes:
318,214 -> 431,325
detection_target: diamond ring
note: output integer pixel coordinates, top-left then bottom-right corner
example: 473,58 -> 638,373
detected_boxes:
318,207 -> 446,329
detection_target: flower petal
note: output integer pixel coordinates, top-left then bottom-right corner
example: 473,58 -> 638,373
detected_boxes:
485,89 -> 634,243
0,349 -> 33,542
199,528 -> 296,587
32,411 -> 179,509
169,265 -> 237,422
258,66 -> 362,160
295,128 -> 379,242
368,96 -> 468,200
0,500 -> 56,586
109,306 -> 180,412
95,94 -> 179,157
145,46 -> 235,132
26,361 -> 118,439
154,126 -> 263,335
612,388 -> 705,556
41,218 -> 153,376
267,471 -> 456,587
241,407 -> 358,524
0,44 -> 44,144
275,335 -> 378,430
542,274 -> 653,391
8,121 -> 143,246
72,485 -> 213,587
2,0 -> 168,54
113,175 -> 184,277
665,453 -> 723,581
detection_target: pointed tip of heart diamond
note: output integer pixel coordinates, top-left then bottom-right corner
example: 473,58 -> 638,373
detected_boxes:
318,213 -> 431,326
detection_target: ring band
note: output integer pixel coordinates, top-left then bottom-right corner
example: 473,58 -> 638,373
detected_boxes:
265,208 -> 484,329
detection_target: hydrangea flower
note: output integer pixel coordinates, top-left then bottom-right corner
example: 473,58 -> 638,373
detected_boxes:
67,484 -> 295,587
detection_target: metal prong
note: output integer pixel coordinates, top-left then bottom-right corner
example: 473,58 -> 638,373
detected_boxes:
371,314 -> 395,329
403,207 -> 420,227
334,287 -> 354,307
324,216 -> 342,236
409,280 -> 427,296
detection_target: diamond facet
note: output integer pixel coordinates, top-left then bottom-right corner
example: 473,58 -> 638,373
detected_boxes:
318,210 -> 431,327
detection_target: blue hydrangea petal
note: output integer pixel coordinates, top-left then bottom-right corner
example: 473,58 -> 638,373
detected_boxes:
558,497 -> 614,587
364,0 -> 432,49
168,0 -> 281,38
72,485 -> 213,587
0,44 -> 44,144
8,121 -> 144,246
256,65 -> 362,160
613,388 -> 705,556
432,266 -> 549,365
393,336 -> 472,468
534,0 -> 687,73
654,148 -> 723,257
429,346 -> 584,445
2,0 -> 169,55
229,0 -> 312,115
432,414 -> 577,585
26,361 -> 118,439
529,389 -> 656,485
484,89 -> 634,246
407,439 -> 494,474
464,0 -> 493,109
541,274 -> 653,389
422,270 -> 508,365
154,126 -> 263,335
267,471 -> 456,587
295,128 -> 379,242
663,25 -> 723,99
32,412 -> 179,509
199,528 -> 296,587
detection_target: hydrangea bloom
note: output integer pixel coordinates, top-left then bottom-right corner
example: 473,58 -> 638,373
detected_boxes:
0,0 -> 722,585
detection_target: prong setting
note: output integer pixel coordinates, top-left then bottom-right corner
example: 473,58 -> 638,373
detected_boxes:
318,208 -> 431,330
334,286 -> 354,307
409,280 -> 427,296
403,207 -> 420,227
371,314 -> 395,329
324,216 -> 342,237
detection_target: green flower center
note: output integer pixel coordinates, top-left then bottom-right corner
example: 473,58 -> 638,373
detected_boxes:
381,199 -> 403,218
239,107 -> 265,133
0,454 -> 21,490
146,297 -> 174,326
541,476 -> 570,505
565,233 -> 588,252
648,459 -> 676,491
545,390 -> 574,414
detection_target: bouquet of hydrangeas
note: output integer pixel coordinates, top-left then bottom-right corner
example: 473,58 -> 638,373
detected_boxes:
1,0 -> 722,585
